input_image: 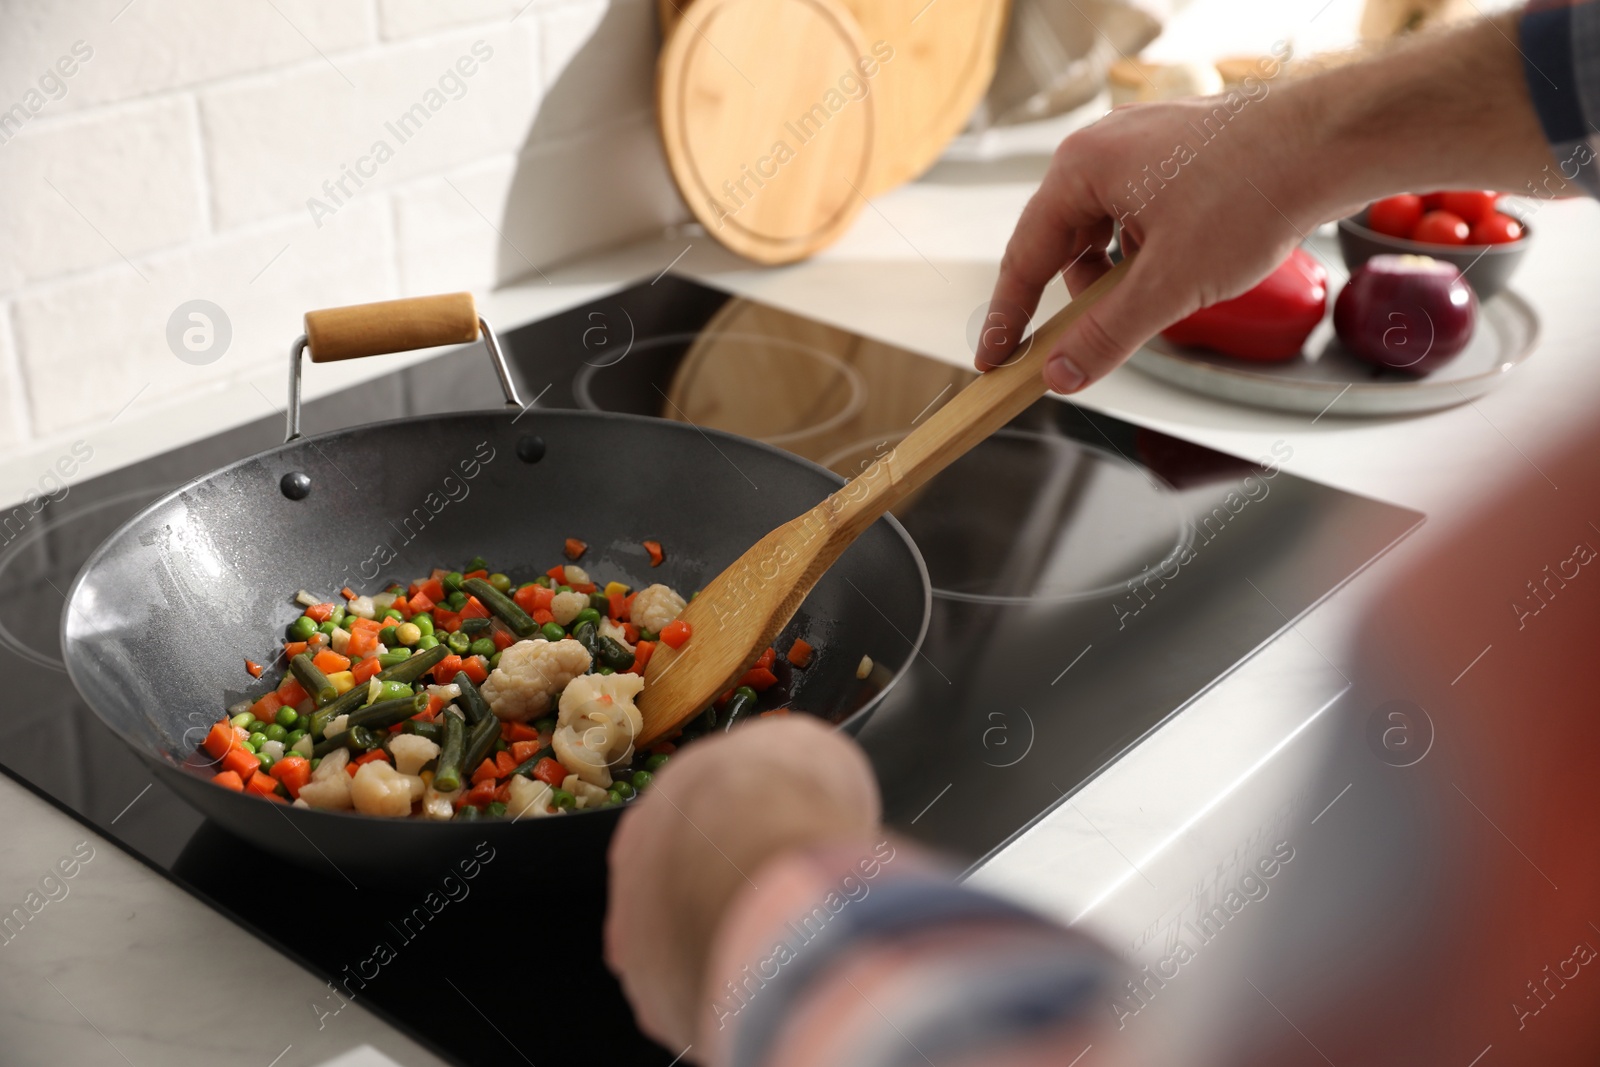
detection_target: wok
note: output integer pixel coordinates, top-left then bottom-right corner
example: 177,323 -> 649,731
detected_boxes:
61,293 -> 930,886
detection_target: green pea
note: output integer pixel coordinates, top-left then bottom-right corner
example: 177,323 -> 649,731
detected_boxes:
285,729 -> 308,748
467,637 -> 496,658
455,804 -> 482,821
230,712 -> 256,730
382,608 -> 404,621
410,614 -> 435,637
597,666 -> 614,675
611,779 -> 637,800
645,753 -> 670,772
442,571 -> 465,592
488,573 -> 512,593
288,615 -> 318,641
446,631 -> 471,655
638,630 -> 658,643
241,738 -> 260,754
446,591 -> 468,611
532,576 -> 552,588
317,619 -> 337,637
550,788 -> 576,810
540,622 -> 566,643
574,607 -> 602,629
275,707 -> 299,729
256,751 -> 276,772
374,680 -> 414,702
485,801 -> 508,818
533,718 -> 556,735
604,792 -> 623,807
377,650 -> 412,669
557,585 -> 572,594
465,556 -> 488,573
264,723 -> 289,743
248,731 -> 269,749
396,622 -> 422,647
330,606 -> 347,626
735,685 -> 758,703
310,757 -> 321,771
487,651 -> 501,670
379,625 -> 399,647
416,634 -> 439,650
495,738 -> 508,752
631,770 -> 653,790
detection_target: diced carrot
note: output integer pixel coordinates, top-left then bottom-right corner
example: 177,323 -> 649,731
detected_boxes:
433,654 -> 465,683
492,782 -> 513,804
312,649 -> 351,674
628,640 -> 656,675
623,592 -> 637,619
244,658 -> 264,678
623,622 -> 640,644
203,722 -> 237,760
270,755 -> 312,799
570,582 -> 597,595
564,537 -> 588,560
307,632 -> 325,649
350,617 -> 382,633
212,770 -> 245,791
545,565 -> 567,584
352,656 -> 384,684
740,666 -> 779,692
421,577 -> 446,603
759,708 -> 792,718
643,540 -> 664,567
470,759 -> 500,785
277,675 -> 309,706
305,603 -> 336,623
461,656 -> 489,685
650,741 -> 677,756
346,750 -> 391,776
424,694 -> 445,717
510,740 -> 540,764
341,586 -> 358,600
532,757 -> 566,787
460,779 -> 497,808
347,629 -> 379,657
660,620 -> 693,650
459,596 -> 490,621
754,647 -> 777,671
606,592 -> 626,621
515,584 -> 554,613
505,722 -> 540,744
284,641 -> 308,658
463,569 -> 489,582
222,746 -> 259,780
409,592 -> 435,614
491,627 -> 517,651
716,689 -> 734,708
495,750 -> 519,777
390,596 -> 411,616
433,608 -> 462,633
530,607 -> 555,626
786,639 -> 814,668
250,692 -> 284,719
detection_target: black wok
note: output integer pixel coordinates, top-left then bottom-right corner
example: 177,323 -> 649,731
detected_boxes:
61,293 -> 929,886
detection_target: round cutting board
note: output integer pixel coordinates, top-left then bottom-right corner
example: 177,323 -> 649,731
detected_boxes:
658,0 -> 877,264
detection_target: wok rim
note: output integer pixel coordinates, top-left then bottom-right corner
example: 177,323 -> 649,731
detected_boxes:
61,406 -> 932,829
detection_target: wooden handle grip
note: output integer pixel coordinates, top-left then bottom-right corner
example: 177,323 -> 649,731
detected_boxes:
303,293 -> 479,363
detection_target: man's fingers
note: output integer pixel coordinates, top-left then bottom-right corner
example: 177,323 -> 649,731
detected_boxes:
1042,255 -> 1188,394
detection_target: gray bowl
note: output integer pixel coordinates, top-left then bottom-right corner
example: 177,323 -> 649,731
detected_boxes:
1337,208 -> 1530,299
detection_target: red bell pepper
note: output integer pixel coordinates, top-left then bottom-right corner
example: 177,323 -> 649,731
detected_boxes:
1160,248 -> 1328,362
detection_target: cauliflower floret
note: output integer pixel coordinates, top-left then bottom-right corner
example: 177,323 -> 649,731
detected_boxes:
480,638 -> 591,722
561,774 -> 611,809
506,775 -> 556,819
631,583 -> 686,635
388,734 -> 440,776
563,565 -> 591,585
421,783 -> 459,820
550,590 -> 589,627
599,617 -> 634,654
324,713 -> 349,737
298,749 -> 353,810
349,760 -> 423,818
552,672 -> 645,787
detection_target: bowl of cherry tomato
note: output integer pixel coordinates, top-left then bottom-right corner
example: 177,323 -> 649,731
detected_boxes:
1338,190 -> 1529,298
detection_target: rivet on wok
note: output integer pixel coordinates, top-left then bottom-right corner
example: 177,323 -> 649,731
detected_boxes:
280,471 -> 312,500
516,435 -> 545,464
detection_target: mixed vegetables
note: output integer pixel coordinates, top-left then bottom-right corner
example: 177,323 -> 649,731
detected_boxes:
197,547 -> 814,819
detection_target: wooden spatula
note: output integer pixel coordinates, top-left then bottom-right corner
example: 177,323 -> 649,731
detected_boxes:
635,261 -> 1130,745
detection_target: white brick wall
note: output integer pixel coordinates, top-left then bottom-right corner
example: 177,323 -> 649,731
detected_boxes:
0,0 -> 687,450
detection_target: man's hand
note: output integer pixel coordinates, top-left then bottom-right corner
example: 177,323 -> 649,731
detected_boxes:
604,717 -> 880,1052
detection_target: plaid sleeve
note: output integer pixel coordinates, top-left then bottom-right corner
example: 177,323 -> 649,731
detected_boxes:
1520,0 -> 1600,196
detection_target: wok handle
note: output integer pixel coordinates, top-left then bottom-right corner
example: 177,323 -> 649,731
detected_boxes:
285,292 -> 525,442
304,293 -> 480,362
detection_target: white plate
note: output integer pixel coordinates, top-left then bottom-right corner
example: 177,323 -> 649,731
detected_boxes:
1128,289 -> 1540,417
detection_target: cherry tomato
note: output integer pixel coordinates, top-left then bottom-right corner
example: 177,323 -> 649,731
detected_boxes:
1420,192 -> 1447,211
1436,190 -> 1500,224
1412,210 -> 1471,245
1468,213 -> 1524,245
1366,195 -> 1424,239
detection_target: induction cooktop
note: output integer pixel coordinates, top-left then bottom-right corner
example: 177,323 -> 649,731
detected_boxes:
0,275 -> 1422,1065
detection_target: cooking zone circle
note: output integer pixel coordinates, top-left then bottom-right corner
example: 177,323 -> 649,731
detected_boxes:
822,429 -> 1191,604
575,331 -> 866,447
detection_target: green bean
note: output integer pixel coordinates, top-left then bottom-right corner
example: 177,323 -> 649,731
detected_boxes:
312,724 -> 379,758
539,622 -> 565,643
377,649 -> 412,669
509,747 -> 554,779
307,644 -> 447,737
452,671 -> 493,726
402,720 -> 445,744
533,717 -> 556,735
595,636 -> 634,672
346,693 -> 428,731
459,617 -> 492,636
330,606 -> 347,627
588,591 -> 610,613
289,653 -> 336,707
446,631 -> 471,655
230,712 -> 256,730
455,803 -> 482,821
722,686 -> 759,731
463,577 -> 538,638
485,801 -> 508,818
460,714 -> 502,779
372,680 -> 415,703
376,642 -> 447,685
550,788 -> 576,810
288,615 -> 318,641
467,637 -> 496,658
573,620 -> 599,659
433,712 -> 467,791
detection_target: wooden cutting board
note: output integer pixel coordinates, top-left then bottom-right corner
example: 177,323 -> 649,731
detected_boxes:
657,0 -> 878,264
660,0 -> 1007,198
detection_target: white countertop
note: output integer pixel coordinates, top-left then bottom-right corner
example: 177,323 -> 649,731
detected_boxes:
6,104 -> 1599,1063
